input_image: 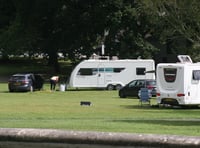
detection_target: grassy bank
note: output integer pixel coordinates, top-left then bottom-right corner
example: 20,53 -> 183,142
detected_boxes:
0,83 -> 200,136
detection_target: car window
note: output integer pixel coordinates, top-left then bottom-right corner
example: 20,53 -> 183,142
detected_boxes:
136,80 -> 145,87
128,80 -> 137,87
146,81 -> 156,86
28,76 -> 33,80
10,76 -> 25,81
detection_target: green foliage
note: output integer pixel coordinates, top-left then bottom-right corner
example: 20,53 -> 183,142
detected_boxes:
142,0 -> 200,58
0,0 -> 159,61
1,0 -> 200,63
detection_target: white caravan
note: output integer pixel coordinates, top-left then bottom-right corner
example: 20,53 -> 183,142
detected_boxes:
156,55 -> 200,106
69,58 -> 155,90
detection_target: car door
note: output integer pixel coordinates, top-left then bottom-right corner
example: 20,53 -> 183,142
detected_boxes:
124,80 -> 140,97
131,80 -> 146,96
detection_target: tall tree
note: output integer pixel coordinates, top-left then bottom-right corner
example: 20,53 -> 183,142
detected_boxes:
0,0 -> 17,60
142,0 -> 200,60
101,0 -> 159,59
0,0 -> 160,64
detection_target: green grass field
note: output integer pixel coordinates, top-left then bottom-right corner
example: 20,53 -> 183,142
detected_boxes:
0,83 -> 200,136
1,59 -> 200,136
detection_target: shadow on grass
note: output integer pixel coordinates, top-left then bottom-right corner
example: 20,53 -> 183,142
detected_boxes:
65,87 -> 115,91
109,118 -> 200,126
0,91 -> 26,93
120,104 -> 200,110
0,90 -> 43,93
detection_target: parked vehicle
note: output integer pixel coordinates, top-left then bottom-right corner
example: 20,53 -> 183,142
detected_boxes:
156,55 -> 200,106
69,57 -> 155,90
8,73 -> 44,92
119,79 -> 156,98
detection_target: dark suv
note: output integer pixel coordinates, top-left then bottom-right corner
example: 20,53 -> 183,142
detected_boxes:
8,73 -> 44,92
119,79 -> 156,98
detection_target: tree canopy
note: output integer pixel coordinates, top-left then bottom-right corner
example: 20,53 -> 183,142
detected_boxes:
1,0 -> 200,70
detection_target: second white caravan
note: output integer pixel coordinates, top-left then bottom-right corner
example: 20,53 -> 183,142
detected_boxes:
156,55 -> 200,106
69,58 -> 155,90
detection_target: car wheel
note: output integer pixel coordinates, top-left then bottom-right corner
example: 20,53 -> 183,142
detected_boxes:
115,84 -> 122,90
9,89 -> 14,92
107,84 -> 114,90
119,92 -> 126,98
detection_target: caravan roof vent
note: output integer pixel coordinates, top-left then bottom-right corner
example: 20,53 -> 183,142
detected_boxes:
177,55 -> 193,63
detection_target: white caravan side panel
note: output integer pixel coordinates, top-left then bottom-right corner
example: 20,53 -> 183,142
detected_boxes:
186,65 -> 200,104
69,60 -> 100,87
99,60 -> 155,87
69,59 -> 155,88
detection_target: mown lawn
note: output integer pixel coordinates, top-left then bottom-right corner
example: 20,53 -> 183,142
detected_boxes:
0,83 -> 200,136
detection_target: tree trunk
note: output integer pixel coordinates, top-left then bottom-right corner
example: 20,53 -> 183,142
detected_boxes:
48,50 -> 60,73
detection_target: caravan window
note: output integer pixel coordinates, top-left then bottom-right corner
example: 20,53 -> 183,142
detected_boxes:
78,67 -> 125,75
164,68 -> 177,82
98,68 -> 104,73
114,68 -> 125,73
105,68 -> 113,72
105,68 -> 125,73
77,68 -> 97,75
136,68 -> 146,75
193,70 -> 200,80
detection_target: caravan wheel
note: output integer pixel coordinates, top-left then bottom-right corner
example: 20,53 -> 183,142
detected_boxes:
115,84 -> 122,90
107,84 -> 114,90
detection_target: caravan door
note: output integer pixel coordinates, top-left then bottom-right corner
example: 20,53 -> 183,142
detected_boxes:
97,64 -> 105,87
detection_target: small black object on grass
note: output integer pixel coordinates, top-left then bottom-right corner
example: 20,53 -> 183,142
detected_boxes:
80,101 -> 91,106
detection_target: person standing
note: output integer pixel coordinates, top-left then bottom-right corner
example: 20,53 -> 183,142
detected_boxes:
50,76 -> 59,90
